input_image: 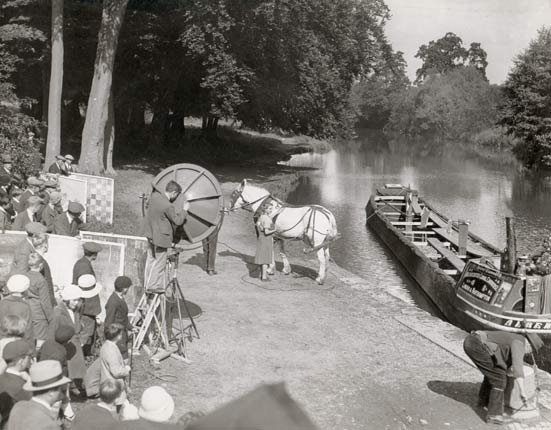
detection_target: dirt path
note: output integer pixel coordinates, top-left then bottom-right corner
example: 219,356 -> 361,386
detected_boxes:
127,177 -> 500,430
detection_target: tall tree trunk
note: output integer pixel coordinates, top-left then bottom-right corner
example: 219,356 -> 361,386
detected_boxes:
104,92 -> 116,175
45,0 -> 63,168
79,0 -> 129,175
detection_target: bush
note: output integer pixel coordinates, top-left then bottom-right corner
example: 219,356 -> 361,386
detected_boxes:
471,126 -> 518,151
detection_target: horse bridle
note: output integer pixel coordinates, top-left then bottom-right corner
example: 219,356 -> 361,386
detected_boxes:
229,188 -> 270,212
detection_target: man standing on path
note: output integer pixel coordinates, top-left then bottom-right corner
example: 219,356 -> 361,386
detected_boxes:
463,330 -> 544,425
142,181 -> 187,292
202,211 -> 223,275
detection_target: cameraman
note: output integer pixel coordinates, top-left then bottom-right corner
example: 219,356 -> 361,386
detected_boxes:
143,180 -> 187,293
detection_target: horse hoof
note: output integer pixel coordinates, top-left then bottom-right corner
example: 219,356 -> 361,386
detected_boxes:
283,270 -> 291,275
315,277 -> 323,285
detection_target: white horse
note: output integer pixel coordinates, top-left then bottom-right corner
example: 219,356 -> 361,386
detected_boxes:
229,179 -> 338,284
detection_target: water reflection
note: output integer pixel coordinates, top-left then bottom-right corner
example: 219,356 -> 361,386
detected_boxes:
282,141 -> 551,313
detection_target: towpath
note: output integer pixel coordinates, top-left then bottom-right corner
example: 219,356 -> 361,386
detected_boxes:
121,170 -> 551,430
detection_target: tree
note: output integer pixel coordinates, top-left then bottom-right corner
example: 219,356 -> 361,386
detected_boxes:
415,32 -> 488,83
500,27 -> 551,169
79,0 -> 129,175
45,0 -> 63,168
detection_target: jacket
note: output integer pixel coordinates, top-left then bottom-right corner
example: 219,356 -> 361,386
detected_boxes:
48,301 -> 86,379
72,404 -> 117,430
41,204 -> 59,233
12,210 -> 34,231
105,292 -> 131,356
73,257 -> 101,317
142,188 -> 186,248
48,161 -> 68,176
53,212 -> 81,237
0,371 -> 32,424
6,399 -> 60,430
99,340 -> 129,390
25,270 -> 54,322
0,295 -> 34,346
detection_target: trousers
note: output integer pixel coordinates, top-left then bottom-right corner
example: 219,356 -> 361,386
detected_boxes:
463,333 -> 507,416
144,245 -> 167,291
202,231 -> 218,272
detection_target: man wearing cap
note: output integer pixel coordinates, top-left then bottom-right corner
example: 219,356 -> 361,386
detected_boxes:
41,190 -> 63,232
105,276 -> 134,359
0,275 -> 34,347
48,154 -> 69,176
0,340 -> 33,423
65,154 -> 77,174
463,330 -> 544,424
116,386 -> 178,430
26,252 -> 54,348
78,274 -> 102,357
6,360 -> 71,430
143,180 -> 187,292
19,176 -> 42,210
12,194 -> 42,230
53,200 -> 85,236
49,285 -> 86,386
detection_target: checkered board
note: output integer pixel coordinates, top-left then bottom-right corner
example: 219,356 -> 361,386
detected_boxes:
58,176 -> 87,220
73,173 -> 114,225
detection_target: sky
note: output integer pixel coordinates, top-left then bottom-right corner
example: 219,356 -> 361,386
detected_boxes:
384,0 -> 551,84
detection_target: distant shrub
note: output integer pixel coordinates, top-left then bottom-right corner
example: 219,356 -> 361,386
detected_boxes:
471,126 -> 518,151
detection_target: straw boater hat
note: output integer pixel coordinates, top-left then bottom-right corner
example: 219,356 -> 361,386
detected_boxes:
61,284 -> 83,301
65,154 -> 74,161
7,274 -> 30,294
23,360 -> 71,392
139,386 -> 175,423
78,274 -> 102,298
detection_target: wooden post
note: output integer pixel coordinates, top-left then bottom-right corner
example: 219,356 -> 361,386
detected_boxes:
503,217 -> 517,274
458,220 -> 468,257
405,193 -> 413,232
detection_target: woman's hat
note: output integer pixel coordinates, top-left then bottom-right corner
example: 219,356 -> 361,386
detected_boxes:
7,274 -> 30,294
23,360 -> 71,391
526,333 -> 544,352
61,284 -> 83,301
77,274 -> 102,298
138,386 -> 175,423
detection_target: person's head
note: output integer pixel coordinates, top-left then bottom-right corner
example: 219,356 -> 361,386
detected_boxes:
49,191 -> 62,207
54,324 -> 75,345
28,252 -> 44,272
55,155 -> 65,165
178,411 -> 206,429
10,186 -> 22,199
165,181 -> 182,202
2,155 -> 12,172
1,315 -> 27,338
67,201 -> 84,220
31,232 -> 48,253
82,242 -> 101,260
64,155 -> 74,166
27,177 -> 41,193
3,339 -> 33,372
104,323 -> 124,343
61,285 -> 83,310
24,360 -> 71,406
6,274 -> 29,297
25,222 -> 47,239
99,379 -> 122,405
138,386 -> 175,423
114,276 -> 132,295
26,196 -> 42,214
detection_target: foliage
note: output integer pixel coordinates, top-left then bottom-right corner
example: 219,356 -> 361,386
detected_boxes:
499,27 -> 551,169
415,32 -> 488,83
386,67 -> 500,141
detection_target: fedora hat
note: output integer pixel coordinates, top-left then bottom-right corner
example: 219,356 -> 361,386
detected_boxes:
77,274 -> 102,298
7,274 -> 30,294
23,360 -> 71,392
61,284 -> 83,301
138,386 -> 175,423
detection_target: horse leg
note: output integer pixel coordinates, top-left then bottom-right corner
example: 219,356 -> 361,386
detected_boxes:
279,240 -> 291,275
315,247 -> 327,285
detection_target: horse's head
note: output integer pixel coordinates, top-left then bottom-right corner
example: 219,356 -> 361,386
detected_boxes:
230,179 -> 249,211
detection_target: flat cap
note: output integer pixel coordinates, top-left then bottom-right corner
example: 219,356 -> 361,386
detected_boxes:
68,201 -> 84,214
55,155 -> 65,161
25,222 -> 47,235
64,154 -> 74,161
27,177 -> 42,186
3,340 -> 32,362
83,241 -> 102,254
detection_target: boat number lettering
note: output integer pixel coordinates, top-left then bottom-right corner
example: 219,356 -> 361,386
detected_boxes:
503,320 -> 551,330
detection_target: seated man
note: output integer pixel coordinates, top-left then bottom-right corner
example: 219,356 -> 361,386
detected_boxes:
142,180 -> 187,292
48,155 -> 69,176
65,154 -> 77,173
53,201 -> 85,236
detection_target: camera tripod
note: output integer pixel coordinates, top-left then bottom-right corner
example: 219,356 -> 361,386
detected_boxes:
132,248 -> 199,363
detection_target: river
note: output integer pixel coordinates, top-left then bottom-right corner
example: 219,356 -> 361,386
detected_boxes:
282,139 -> 551,313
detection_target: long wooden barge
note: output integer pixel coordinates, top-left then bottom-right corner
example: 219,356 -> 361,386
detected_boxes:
366,184 -> 551,337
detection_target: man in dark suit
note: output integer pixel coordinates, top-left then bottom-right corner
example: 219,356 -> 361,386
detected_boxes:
12,195 -> 42,230
0,194 -> 12,232
40,190 -> 62,232
142,180 -> 187,292
0,340 -> 33,423
0,275 -> 34,346
71,379 -> 121,429
48,154 -> 69,176
19,177 -> 42,210
6,360 -> 71,430
53,201 -> 85,236
105,276 -> 133,359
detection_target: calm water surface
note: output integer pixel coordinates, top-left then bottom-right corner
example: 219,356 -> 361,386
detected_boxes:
282,141 -> 551,312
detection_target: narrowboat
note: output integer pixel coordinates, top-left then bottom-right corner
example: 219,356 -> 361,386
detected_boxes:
365,184 -> 551,337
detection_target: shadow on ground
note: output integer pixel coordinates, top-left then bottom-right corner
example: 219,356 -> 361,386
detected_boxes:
427,380 -> 485,421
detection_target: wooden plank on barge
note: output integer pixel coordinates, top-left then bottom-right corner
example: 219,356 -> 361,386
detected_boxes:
433,228 -> 493,258
392,221 -> 434,226
427,238 -> 466,272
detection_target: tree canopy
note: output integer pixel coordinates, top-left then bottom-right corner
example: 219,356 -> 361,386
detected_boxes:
500,27 -> 551,169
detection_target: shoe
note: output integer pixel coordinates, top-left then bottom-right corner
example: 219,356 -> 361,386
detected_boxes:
486,415 -> 513,425
207,270 -> 217,276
